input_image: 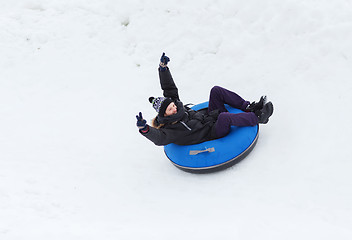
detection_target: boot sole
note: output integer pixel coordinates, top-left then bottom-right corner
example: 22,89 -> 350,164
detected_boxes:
260,102 -> 274,124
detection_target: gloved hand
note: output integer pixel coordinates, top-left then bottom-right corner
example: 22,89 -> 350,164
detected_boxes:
136,112 -> 148,132
159,52 -> 170,71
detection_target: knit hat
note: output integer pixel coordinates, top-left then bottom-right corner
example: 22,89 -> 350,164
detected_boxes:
149,97 -> 173,116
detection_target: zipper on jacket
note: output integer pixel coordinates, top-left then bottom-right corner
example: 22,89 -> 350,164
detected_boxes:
180,121 -> 192,131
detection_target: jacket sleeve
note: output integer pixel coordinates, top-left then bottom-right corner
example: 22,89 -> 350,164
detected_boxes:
159,67 -> 180,101
140,125 -> 184,146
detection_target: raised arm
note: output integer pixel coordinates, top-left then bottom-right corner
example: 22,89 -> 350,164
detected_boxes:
158,53 -> 180,101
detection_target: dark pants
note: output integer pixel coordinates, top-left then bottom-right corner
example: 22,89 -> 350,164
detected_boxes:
208,86 -> 258,138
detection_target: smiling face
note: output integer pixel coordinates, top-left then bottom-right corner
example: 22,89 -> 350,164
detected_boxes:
164,102 -> 178,116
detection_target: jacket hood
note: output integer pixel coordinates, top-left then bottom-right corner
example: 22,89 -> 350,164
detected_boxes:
157,101 -> 185,125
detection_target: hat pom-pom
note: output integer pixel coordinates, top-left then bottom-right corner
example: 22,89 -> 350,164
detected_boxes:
149,97 -> 155,103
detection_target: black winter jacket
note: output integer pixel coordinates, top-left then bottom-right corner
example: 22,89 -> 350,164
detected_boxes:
140,67 -> 220,146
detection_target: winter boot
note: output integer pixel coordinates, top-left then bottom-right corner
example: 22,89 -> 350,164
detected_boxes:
255,101 -> 274,124
246,96 -> 267,112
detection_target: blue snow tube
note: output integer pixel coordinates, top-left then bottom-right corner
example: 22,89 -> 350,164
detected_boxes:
164,102 -> 259,173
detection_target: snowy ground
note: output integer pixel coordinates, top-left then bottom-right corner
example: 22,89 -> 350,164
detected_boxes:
1,0 -> 352,239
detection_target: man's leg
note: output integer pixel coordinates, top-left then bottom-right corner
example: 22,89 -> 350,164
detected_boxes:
208,86 -> 250,113
214,112 -> 258,138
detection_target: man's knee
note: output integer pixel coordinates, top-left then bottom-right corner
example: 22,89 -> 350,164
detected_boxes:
210,86 -> 223,95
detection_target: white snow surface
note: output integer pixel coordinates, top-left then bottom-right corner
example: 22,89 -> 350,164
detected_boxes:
1,0 -> 352,239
